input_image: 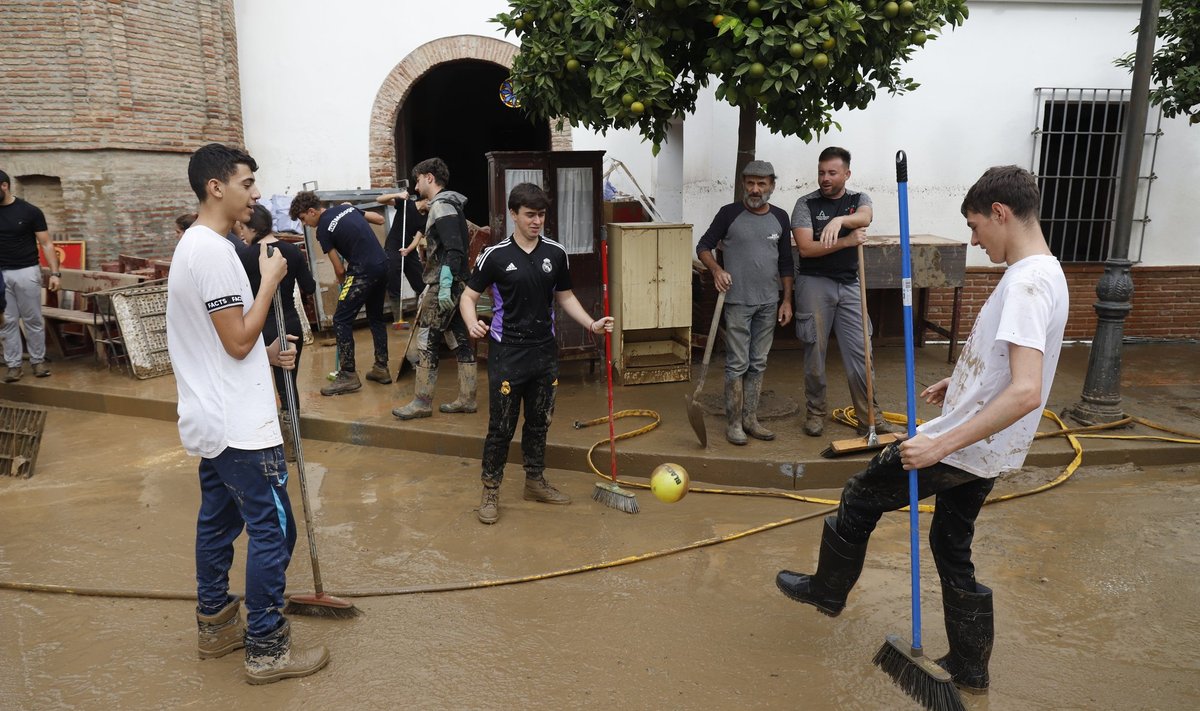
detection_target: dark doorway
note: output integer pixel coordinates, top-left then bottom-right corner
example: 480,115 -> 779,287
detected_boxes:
395,60 -> 550,226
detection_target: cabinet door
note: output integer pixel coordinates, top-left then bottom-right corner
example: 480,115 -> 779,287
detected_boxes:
657,226 -> 693,328
620,228 -> 661,330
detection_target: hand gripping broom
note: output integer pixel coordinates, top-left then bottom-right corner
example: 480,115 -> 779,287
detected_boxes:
591,240 -> 638,513
267,245 -> 362,618
871,152 -> 963,711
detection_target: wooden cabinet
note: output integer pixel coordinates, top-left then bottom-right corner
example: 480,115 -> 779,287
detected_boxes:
607,223 -> 693,385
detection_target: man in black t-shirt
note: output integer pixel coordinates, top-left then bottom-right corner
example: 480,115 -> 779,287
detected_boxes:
290,191 -> 391,395
459,183 -> 613,525
0,169 -> 61,382
789,147 -> 891,438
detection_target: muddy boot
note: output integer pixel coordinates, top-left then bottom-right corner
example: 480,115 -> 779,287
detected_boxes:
320,370 -> 362,396
32,361 -> 50,378
4,366 -> 21,383
742,372 -> 775,441
392,366 -> 436,420
244,619 -> 329,685
478,483 -> 500,524
197,597 -> 244,659
775,516 -> 868,617
439,362 -> 478,413
935,582 -> 994,694
725,377 -> 748,446
803,410 -> 825,437
279,411 -> 297,463
365,362 -> 393,385
523,475 -> 571,505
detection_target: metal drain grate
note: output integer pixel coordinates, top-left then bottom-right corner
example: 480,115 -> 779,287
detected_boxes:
1,402 -> 48,478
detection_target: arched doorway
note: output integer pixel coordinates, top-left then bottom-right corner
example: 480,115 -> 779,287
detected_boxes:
395,60 -> 548,225
368,35 -> 572,223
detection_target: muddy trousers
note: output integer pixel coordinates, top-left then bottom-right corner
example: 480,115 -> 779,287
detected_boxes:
416,285 -> 474,369
835,443 -> 995,591
480,340 -> 557,485
1,265 -> 47,367
793,273 -> 881,420
722,301 -> 777,379
196,446 -> 297,638
332,267 -> 389,374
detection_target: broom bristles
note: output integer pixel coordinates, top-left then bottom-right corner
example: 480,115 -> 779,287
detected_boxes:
873,635 -> 965,711
592,482 -> 639,514
284,593 -> 363,619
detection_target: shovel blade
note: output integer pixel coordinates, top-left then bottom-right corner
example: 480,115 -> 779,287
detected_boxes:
685,393 -> 707,447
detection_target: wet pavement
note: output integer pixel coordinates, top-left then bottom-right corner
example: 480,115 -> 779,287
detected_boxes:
3,332 -> 1200,708
5,331 -> 1200,490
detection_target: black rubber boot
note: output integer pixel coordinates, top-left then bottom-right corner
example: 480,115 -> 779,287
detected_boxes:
935,582 -> 994,694
775,516 -> 868,617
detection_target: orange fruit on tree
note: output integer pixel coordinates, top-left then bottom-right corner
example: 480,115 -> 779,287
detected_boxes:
812,52 -> 830,70
630,101 -> 646,114
883,1 -> 899,18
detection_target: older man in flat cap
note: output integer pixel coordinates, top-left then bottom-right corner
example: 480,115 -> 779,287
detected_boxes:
696,160 -> 794,446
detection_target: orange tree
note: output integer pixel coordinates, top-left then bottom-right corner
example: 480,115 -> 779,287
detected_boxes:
493,0 -> 968,195
1118,0 -> 1199,125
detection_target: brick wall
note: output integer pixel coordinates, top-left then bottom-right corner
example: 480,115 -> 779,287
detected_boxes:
0,150 -> 194,266
0,0 -> 242,152
926,265 -> 1200,342
0,0 -> 241,267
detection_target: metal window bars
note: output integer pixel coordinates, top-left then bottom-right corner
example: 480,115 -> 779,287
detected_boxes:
1031,87 -> 1162,263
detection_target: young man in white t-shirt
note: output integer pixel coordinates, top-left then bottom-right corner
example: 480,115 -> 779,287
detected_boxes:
167,143 -> 329,684
775,166 -> 1069,696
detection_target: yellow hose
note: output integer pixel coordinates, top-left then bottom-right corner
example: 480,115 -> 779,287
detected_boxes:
1,408 -> 1195,602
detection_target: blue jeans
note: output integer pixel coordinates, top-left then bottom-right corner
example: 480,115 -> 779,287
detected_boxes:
723,302 -> 777,379
195,445 -> 296,638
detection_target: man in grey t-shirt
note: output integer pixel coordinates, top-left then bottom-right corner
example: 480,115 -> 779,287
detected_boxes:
789,146 -> 892,438
696,160 -> 794,445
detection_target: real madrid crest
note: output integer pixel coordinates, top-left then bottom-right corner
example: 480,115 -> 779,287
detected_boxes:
541,257 -> 552,273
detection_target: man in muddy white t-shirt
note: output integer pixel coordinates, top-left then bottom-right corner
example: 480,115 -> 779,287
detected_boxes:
774,165 -> 1068,696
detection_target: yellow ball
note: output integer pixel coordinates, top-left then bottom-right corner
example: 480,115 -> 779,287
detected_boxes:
650,463 -> 689,503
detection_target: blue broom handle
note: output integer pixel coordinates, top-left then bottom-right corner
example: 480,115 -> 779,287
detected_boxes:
896,150 -> 923,652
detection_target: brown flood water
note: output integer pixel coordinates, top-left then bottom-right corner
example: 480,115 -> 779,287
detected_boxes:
1,409 -> 1197,710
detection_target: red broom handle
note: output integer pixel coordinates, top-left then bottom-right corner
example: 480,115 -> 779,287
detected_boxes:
601,241 -> 618,484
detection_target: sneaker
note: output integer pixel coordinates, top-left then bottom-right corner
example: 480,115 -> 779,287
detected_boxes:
3,366 -> 21,383
803,414 -> 824,437
523,477 -> 571,505
32,362 -> 50,378
320,371 -> 362,396
365,364 -> 392,385
478,485 -> 500,524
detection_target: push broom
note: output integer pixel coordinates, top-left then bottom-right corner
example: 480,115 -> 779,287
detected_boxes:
871,152 -> 963,711
591,240 -> 638,514
267,246 -> 362,619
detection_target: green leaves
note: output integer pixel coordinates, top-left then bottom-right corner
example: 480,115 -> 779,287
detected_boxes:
496,0 -> 968,148
1117,0 -> 1199,124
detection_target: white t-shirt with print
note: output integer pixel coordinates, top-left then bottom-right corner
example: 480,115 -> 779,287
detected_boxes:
166,225 -> 282,458
917,254 -> 1068,478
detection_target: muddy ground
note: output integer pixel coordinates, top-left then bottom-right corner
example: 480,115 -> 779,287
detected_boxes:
1,408 -> 1197,710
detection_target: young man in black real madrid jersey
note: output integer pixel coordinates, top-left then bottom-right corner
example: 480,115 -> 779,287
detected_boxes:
459,183 -> 613,525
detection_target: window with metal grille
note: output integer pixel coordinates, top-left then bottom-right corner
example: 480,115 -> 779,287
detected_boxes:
1031,88 -> 1162,263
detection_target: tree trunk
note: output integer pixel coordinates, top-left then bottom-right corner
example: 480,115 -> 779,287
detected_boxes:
733,101 -> 757,203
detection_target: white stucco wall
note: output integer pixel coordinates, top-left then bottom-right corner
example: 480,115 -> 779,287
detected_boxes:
234,0 -> 1195,266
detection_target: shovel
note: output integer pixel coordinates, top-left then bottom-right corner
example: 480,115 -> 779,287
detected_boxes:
686,290 -> 726,447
